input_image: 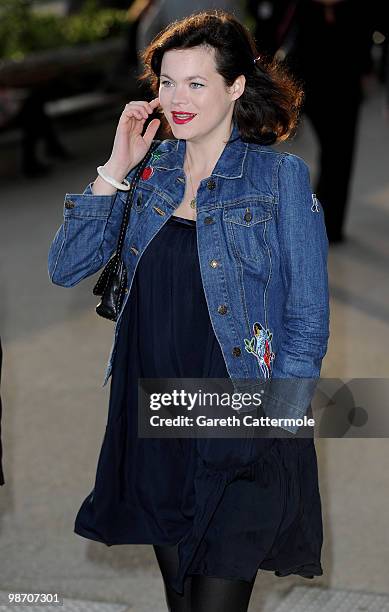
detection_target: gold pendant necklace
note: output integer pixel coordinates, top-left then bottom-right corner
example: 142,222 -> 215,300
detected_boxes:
186,159 -> 197,210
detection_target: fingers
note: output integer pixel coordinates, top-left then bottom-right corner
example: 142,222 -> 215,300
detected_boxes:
149,97 -> 161,109
123,102 -> 148,121
123,98 -> 160,120
143,118 -> 161,147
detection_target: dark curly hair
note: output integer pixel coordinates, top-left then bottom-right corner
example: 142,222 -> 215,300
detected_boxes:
138,9 -> 304,145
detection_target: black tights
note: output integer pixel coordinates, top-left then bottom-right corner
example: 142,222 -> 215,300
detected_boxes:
153,543 -> 256,612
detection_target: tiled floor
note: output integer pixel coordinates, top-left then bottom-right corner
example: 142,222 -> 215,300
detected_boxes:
0,592 -> 129,612
274,586 -> 389,612
2,586 -> 389,612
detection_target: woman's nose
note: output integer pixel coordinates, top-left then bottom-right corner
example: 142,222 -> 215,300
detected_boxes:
171,85 -> 189,106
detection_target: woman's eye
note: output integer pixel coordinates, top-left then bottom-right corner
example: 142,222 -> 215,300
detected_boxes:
160,80 -> 203,89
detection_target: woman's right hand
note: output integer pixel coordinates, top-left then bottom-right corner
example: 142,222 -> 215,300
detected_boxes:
104,97 -> 161,182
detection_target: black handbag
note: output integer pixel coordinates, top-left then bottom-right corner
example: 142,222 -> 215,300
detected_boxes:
93,141 -> 160,321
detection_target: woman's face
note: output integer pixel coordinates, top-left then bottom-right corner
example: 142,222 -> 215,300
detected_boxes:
159,46 -> 244,141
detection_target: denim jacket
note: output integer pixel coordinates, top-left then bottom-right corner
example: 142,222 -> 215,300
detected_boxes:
48,122 -> 330,433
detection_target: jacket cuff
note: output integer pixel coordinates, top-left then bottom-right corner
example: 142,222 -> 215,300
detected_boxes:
63,182 -> 117,219
233,378 -> 317,434
261,377 -> 318,433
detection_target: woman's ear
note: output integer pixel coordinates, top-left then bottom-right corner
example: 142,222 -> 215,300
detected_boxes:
230,75 -> 246,101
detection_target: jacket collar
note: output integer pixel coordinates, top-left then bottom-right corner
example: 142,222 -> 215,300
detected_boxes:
154,121 -> 248,179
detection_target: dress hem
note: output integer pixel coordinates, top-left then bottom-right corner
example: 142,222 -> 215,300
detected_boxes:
74,523 -> 322,593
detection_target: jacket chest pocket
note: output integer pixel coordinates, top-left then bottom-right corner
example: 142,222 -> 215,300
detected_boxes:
223,203 -> 272,263
119,185 -> 154,214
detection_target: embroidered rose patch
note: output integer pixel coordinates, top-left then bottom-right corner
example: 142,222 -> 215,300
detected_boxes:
141,166 -> 154,181
140,149 -> 166,181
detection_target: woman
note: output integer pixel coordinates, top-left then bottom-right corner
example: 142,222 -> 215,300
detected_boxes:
48,10 -> 329,612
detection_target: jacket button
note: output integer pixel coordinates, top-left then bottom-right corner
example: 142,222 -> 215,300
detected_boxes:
204,216 -> 214,224
207,179 -> 216,190
65,199 -> 75,209
217,304 -> 228,315
130,245 -> 139,255
232,346 -> 241,357
210,259 -> 219,268
244,210 -> 252,222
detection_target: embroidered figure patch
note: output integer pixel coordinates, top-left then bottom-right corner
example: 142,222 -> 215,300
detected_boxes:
244,322 -> 275,379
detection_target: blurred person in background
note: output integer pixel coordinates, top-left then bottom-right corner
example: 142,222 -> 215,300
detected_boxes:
0,82 -> 74,178
246,0 -> 290,57
18,88 -> 74,177
247,0 -> 386,244
0,0 -> 75,177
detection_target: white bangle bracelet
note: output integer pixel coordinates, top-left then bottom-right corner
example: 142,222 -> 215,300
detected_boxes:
96,165 -> 131,191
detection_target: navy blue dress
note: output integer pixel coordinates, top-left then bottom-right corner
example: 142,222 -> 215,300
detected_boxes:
74,214 -> 324,595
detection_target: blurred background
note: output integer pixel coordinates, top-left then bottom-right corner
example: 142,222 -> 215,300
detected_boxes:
0,1 -> 388,610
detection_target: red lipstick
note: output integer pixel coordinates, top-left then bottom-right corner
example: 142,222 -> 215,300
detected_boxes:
172,112 -> 197,125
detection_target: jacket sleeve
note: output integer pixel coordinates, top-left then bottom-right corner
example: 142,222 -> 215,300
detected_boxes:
262,153 -> 330,434
48,171 -> 136,287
